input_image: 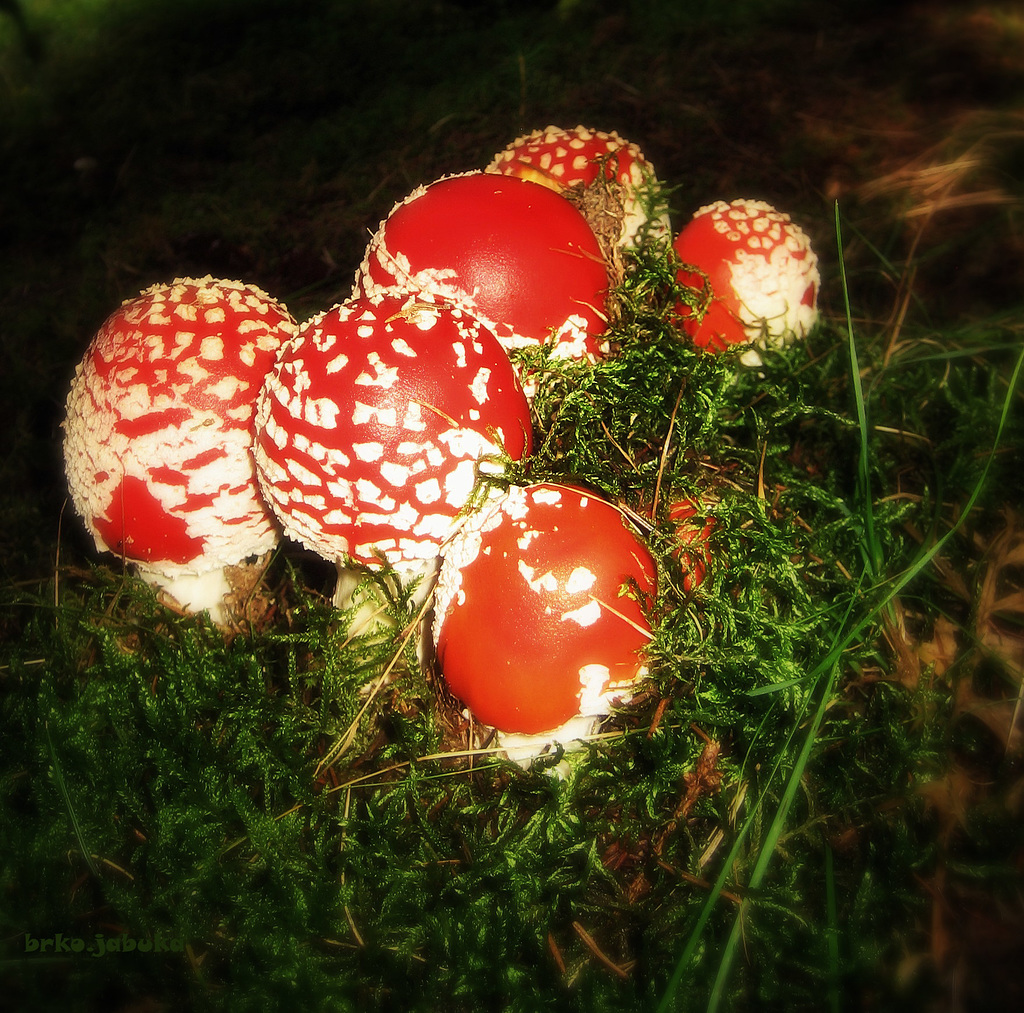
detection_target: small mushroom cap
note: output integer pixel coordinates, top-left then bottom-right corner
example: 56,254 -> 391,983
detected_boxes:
486,124 -> 665,247
433,483 -> 657,735
673,199 -> 820,354
253,289 -> 533,569
667,496 -> 716,593
62,276 -> 296,576
354,171 -> 609,365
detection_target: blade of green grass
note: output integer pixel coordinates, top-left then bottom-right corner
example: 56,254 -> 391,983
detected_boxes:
656,575 -> 864,1013
44,719 -> 100,881
837,201 -> 881,579
707,665 -> 843,1011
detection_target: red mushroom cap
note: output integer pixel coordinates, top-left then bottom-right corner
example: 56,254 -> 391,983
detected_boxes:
253,289 -> 533,570
62,276 -> 295,579
673,199 -> 820,355
432,483 -> 657,735
486,124 -> 665,247
353,171 -> 609,366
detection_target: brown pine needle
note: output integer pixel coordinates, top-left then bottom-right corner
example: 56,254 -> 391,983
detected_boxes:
547,932 -> 567,975
757,440 -> 768,500
409,398 -> 460,429
653,383 -> 685,520
588,595 -> 655,639
572,921 -> 629,979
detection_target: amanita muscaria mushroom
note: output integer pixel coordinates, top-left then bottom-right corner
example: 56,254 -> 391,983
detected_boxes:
353,171 -> 609,371
252,288 -> 533,603
432,483 -> 657,755
673,199 -> 820,362
486,124 -> 668,250
62,276 -> 296,622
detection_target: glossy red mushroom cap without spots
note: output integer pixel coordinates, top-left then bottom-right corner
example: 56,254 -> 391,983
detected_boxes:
353,171 -> 610,362
62,276 -> 296,572
432,483 -> 657,735
252,290 -> 533,569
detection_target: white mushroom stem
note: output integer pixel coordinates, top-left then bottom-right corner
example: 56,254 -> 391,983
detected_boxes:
333,558 -> 439,668
494,714 -> 605,773
135,566 -> 233,625
135,554 -> 275,627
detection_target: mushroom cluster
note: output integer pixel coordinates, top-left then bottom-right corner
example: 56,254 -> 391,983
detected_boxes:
61,121 -> 820,764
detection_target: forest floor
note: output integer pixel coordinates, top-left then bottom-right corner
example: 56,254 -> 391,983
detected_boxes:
1,1 -> 1023,1010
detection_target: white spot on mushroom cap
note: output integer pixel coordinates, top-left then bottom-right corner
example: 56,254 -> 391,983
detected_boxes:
560,598 -> 602,627
379,461 -> 413,487
352,477 -> 388,508
443,458 -> 482,507
391,337 -> 417,357
470,367 -> 491,405
413,510 -> 460,540
352,402 -> 397,428
287,458 -> 324,488
200,335 -> 224,360
577,664 -> 612,712
518,560 -> 558,594
305,396 -> 340,428
436,427 -> 497,461
206,375 -> 246,402
415,477 -> 442,504
531,487 -> 563,507
401,401 -> 427,432
354,352 -> 399,389
516,528 -> 540,551
565,566 -> 597,593
352,442 -> 385,462
175,358 -> 211,385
